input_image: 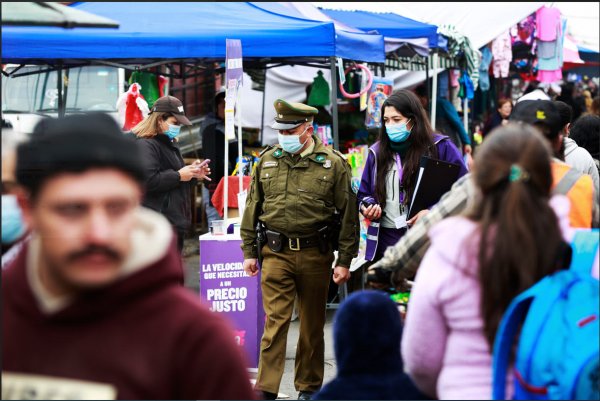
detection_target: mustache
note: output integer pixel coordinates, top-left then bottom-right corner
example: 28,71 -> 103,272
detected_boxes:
66,245 -> 122,263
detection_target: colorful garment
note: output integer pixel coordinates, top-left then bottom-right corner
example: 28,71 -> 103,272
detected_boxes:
536,5 -> 561,41
491,30 -> 512,78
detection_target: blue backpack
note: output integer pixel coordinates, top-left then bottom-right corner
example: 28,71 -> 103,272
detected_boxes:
492,230 -> 600,400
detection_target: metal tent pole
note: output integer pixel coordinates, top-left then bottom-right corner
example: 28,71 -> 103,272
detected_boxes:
260,68 -> 267,145
425,57 -> 430,117
57,61 -> 64,118
330,57 -> 339,150
431,53 -> 439,129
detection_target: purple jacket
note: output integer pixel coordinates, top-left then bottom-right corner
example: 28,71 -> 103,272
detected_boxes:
357,134 -> 468,261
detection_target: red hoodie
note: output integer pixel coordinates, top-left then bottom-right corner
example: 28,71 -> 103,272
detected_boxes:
2,212 -> 255,400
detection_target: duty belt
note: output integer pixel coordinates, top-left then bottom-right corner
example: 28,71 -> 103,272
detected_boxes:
264,227 -> 321,252
285,234 -> 320,251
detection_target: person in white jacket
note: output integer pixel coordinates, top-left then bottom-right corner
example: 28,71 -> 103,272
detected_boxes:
554,100 -> 600,199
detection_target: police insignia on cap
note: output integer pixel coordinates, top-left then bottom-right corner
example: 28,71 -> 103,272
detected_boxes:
536,110 -> 546,120
323,160 -> 332,169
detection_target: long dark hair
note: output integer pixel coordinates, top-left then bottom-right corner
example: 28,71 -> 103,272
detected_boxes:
375,89 -> 436,208
469,124 -> 565,349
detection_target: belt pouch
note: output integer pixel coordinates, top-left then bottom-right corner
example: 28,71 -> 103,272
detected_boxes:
266,230 -> 283,252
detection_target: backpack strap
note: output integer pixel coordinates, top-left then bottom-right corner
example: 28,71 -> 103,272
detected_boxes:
433,133 -> 449,145
569,229 -> 600,276
492,288 -> 535,400
552,167 -> 582,195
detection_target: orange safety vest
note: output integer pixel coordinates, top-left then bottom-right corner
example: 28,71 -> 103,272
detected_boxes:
551,161 -> 593,228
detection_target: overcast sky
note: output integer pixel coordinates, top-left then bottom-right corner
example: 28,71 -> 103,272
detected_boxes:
312,2 -> 599,50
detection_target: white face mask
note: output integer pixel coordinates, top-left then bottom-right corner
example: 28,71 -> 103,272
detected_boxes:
278,126 -> 309,154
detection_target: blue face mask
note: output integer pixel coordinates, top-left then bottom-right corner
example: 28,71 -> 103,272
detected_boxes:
2,194 -> 25,244
278,126 -> 308,154
164,123 -> 181,140
386,120 -> 411,142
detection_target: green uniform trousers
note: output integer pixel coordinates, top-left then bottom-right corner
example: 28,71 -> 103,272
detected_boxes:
256,243 -> 334,394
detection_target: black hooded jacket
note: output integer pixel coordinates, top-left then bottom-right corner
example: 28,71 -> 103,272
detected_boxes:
313,290 -> 427,400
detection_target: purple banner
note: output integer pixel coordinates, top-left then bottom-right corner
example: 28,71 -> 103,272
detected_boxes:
199,234 -> 264,368
225,39 -> 243,88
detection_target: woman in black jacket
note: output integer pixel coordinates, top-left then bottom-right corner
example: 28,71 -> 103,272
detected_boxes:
132,96 -> 210,251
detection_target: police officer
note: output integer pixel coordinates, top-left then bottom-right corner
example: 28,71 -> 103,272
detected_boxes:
241,99 -> 359,400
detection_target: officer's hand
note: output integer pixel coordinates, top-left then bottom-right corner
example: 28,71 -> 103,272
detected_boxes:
333,266 -> 350,285
243,258 -> 259,277
407,209 -> 429,227
360,203 -> 382,220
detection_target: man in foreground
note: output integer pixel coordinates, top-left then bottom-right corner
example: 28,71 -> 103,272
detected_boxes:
2,113 -> 254,400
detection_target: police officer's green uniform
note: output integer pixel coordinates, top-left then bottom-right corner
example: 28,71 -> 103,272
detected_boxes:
240,99 -> 359,396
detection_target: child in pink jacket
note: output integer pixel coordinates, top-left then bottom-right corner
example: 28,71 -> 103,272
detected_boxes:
402,124 -> 574,399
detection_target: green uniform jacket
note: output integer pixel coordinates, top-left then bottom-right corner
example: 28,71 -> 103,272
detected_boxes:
240,135 -> 359,267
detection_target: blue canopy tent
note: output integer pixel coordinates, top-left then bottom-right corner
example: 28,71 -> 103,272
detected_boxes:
319,8 -> 439,49
2,2 -> 386,148
249,2 -> 385,62
2,2 -> 385,63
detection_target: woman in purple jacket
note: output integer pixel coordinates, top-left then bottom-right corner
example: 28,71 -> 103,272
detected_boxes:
357,89 -> 467,262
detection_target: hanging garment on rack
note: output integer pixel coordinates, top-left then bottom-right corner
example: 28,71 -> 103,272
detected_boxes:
438,24 -> 482,91
307,70 -> 331,107
116,83 -> 150,131
536,5 -> 561,41
129,71 -> 160,108
478,46 -> 493,91
492,30 -> 512,78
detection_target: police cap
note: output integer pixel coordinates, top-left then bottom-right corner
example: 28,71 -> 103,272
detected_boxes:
271,99 -> 318,130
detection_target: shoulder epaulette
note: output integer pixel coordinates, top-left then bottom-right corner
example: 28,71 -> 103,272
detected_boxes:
331,148 -> 347,160
259,145 -> 273,156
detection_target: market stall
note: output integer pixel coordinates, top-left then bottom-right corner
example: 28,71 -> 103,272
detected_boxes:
2,1 -> 387,370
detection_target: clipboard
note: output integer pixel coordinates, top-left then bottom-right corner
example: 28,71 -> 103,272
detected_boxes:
407,156 -> 461,219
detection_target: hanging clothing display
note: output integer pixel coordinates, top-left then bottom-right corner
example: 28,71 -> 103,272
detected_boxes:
478,46 -> 492,91
129,71 -> 161,108
536,6 -> 561,41
116,83 -> 150,131
458,70 -> 474,100
307,70 -> 330,107
491,30 -> 512,78
510,14 -> 537,81
535,6 -> 563,84
438,24 -> 482,91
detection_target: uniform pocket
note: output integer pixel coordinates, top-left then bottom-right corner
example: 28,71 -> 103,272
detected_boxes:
260,171 -> 277,197
310,174 -> 334,200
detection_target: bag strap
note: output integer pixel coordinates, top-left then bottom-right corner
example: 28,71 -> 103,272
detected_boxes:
491,287 -> 537,400
552,167 -> 582,195
569,229 -> 600,276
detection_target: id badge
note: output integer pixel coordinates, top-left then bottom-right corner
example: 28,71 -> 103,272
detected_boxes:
394,214 -> 408,229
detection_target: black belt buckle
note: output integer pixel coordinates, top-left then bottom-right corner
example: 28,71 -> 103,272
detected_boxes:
289,237 -> 300,251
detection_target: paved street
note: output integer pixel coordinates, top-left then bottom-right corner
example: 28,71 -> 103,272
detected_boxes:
181,235 -> 338,399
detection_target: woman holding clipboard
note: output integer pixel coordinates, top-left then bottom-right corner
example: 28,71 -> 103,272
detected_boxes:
358,90 -> 467,263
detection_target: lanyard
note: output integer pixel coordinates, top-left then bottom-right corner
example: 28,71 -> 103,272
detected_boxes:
394,154 -> 405,204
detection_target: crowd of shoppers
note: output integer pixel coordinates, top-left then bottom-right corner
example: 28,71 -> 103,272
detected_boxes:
3,76 -> 598,400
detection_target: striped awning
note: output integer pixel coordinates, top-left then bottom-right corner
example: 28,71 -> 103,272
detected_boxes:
373,53 -> 462,72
